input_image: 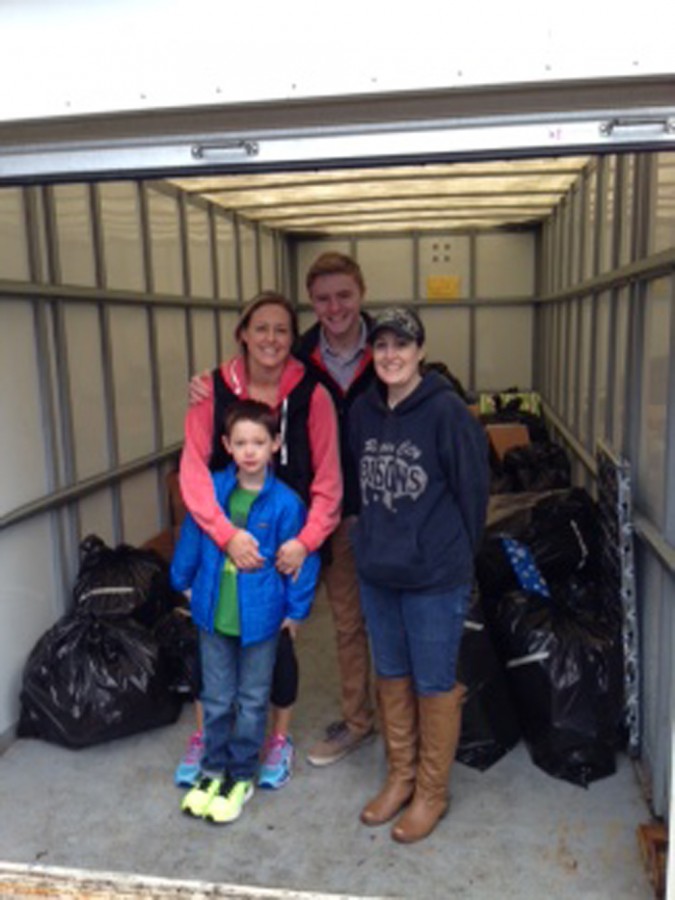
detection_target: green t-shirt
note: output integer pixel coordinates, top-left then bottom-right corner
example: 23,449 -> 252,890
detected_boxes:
213,486 -> 259,636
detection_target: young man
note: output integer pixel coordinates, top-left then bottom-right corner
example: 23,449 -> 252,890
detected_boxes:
171,400 -> 320,823
295,252 -> 377,766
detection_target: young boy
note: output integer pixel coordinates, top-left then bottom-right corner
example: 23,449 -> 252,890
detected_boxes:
170,399 -> 320,824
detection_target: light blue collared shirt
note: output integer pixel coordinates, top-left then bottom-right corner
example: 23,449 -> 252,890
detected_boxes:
318,318 -> 368,391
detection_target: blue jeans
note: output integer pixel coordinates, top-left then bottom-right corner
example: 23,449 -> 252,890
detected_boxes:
359,580 -> 471,695
199,629 -> 278,781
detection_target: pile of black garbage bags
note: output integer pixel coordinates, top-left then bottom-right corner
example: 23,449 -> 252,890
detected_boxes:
457,395 -> 625,787
18,535 -> 198,749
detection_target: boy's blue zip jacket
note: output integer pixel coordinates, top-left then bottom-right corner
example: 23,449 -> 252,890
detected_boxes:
170,464 -> 320,646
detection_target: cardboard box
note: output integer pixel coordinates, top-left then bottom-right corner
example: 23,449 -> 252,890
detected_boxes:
485,423 -> 530,461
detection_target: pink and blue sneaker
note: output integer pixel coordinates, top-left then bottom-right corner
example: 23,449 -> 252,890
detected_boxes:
174,730 -> 204,787
258,733 -> 294,790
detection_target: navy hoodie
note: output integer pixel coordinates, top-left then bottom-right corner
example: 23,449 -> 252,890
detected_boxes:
349,370 -> 489,592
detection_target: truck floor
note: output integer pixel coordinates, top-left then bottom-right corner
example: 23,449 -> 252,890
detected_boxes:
0,589 -> 653,900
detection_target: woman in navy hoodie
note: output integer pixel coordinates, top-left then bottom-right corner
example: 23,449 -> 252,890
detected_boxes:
349,306 -> 489,844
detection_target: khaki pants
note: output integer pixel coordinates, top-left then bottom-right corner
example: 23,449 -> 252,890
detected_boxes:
322,517 -> 374,735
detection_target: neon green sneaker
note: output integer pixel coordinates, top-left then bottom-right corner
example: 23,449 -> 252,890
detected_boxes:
181,776 -> 220,818
203,775 -> 254,824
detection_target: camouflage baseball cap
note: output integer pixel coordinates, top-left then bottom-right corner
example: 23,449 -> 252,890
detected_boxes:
368,306 -> 425,345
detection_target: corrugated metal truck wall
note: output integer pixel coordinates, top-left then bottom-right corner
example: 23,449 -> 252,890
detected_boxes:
0,180 -> 285,742
537,151 -> 675,817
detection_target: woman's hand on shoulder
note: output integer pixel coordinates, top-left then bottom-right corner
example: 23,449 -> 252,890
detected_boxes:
225,529 -> 263,570
276,538 -> 308,580
188,369 -> 212,406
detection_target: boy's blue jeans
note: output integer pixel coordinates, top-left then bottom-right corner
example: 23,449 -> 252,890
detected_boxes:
199,629 -> 278,781
358,580 -> 471,695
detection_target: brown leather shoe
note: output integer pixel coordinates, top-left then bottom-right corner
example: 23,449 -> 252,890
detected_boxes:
306,721 -> 375,767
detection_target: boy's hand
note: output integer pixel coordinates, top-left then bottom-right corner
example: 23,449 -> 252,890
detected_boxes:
282,619 -> 299,641
276,538 -> 308,579
225,529 -> 263,570
188,370 -> 212,406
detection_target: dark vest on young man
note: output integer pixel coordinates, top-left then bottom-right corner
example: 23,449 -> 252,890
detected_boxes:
294,316 -> 375,518
208,366 -> 315,507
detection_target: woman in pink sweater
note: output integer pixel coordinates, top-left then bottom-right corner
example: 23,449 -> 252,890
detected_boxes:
176,291 -> 342,791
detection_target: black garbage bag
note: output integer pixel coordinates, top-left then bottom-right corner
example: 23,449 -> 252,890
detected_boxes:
484,579 -> 623,787
483,414 -> 551,495
424,361 -> 469,402
456,592 -> 521,770
475,537 -> 521,599
73,534 -> 179,627
507,442 -> 571,491
477,488 -> 600,600
527,488 -> 600,583
485,491 -> 555,534
17,606 -> 182,748
489,468 -> 517,495
502,442 -> 571,492
477,488 -> 600,601
153,607 -> 200,699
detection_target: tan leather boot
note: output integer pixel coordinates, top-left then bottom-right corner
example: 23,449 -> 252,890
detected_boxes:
391,683 -> 466,844
360,678 -> 417,826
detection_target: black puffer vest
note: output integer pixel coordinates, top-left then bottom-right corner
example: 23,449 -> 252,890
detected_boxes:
294,318 -> 375,517
209,367 -> 315,506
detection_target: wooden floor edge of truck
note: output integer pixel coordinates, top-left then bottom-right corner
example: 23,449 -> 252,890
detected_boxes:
0,862 -> 384,900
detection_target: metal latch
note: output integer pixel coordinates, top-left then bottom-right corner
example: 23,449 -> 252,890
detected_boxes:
191,140 -> 260,159
599,116 -> 675,137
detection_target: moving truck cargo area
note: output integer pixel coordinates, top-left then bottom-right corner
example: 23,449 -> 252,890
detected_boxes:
0,4 -> 674,897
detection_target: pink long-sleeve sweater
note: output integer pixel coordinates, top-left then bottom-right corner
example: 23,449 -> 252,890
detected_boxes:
179,354 -> 342,553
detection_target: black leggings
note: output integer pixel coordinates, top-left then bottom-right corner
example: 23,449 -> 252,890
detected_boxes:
270,628 -> 299,709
